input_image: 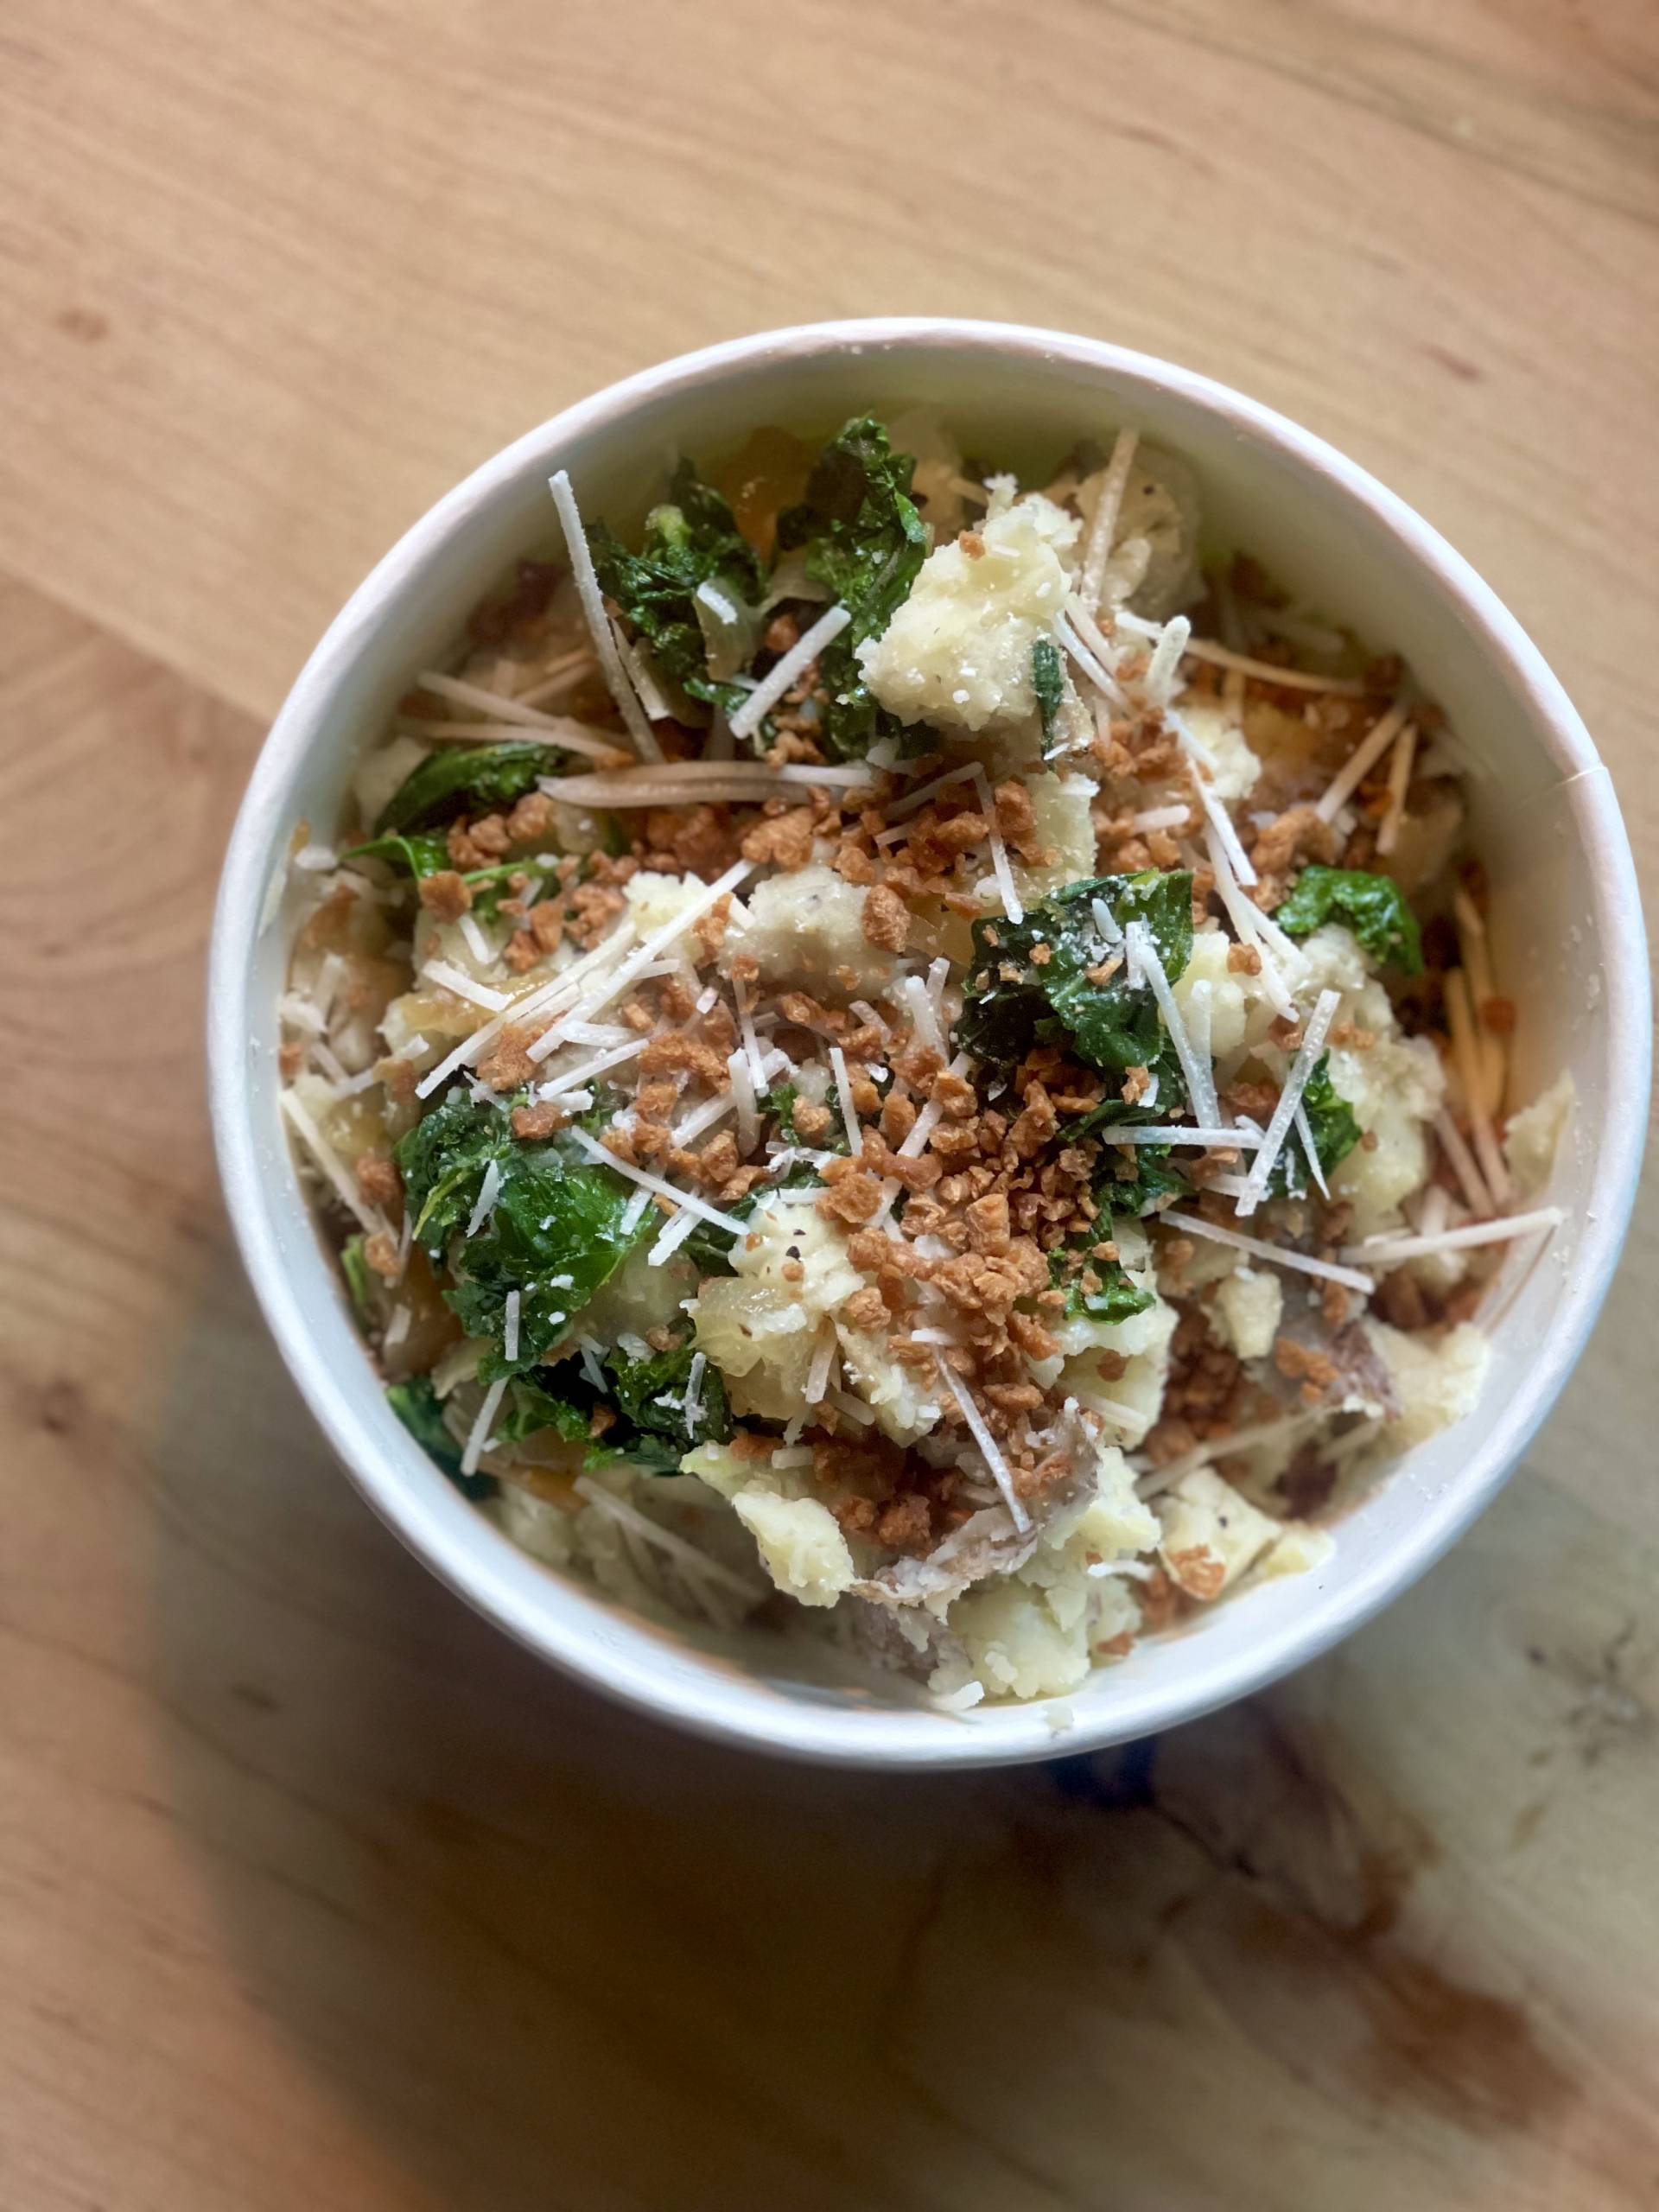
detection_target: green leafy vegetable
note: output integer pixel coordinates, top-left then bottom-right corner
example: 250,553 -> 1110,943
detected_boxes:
607,1340 -> 733,1464
763,1080 -> 849,1154
1268,1053 -> 1361,1198
1090,1142 -> 1192,1219
343,829 -> 454,878
394,1085 -> 647,1376
1032,638 -> 1064,743
1048,1245 -> 1156,1326
492,1376 -> 592,1448
374,743 -> 556,836
680,1164 -> 821,1275
461,1340 -> 730,1476
339,1234 -> 377,1327
1275,865 -> 1423,976
385,1376 -> 497,1500
774,416 -> 928,760
958,872 -> 1194,1076
587,463 -> 765,722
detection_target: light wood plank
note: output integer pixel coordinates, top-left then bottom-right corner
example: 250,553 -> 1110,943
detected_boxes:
0,573 -> 1656,2210
0,0 -> 1655,850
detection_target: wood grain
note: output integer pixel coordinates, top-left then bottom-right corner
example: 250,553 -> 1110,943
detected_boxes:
1,3 -> 1655,2205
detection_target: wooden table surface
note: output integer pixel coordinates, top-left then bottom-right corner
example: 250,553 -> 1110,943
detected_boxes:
3,4 -> 1656,2205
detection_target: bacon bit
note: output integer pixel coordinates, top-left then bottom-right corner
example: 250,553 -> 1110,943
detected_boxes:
1274,1336 -> 1339,1405
927,1069 -> 975,1122
364,1230 -> 401,1281
741,805 -> 817,869
880,1091 -> 918,1147
511,1099 -> 566,1140
1120,1063 -> 1152,1105
763,611 -> 801,655
1480,995 -> 1516,1033
728,1428 -> 777,1461
478,1024 -> 540,1091
1167,1545 -> 1227,1602
1248,803 -> 1340,906
1096,1630 -> 1136,1660
1007,1310 -> 1060,1361
1321,1280 -> 1352,1331
1226,940 -> 1263,975
861,881 -> 911,952
833,838 -> 876,886
694,892 -> 734,959
529,899 -> 567,953
1029,942 -> 1052,967
1268,1015 -> 1305,1050
875,1493 -> 933,1551
816,1166 -> 887,1226
791,1097 -> 834,1141
1136,1566 -> 1185,1632
588,1404 -> 617,1439
894,1043 -> 944,1090
375,1053 -> 418,1103
640,1034 -> 728,1088
843,1286 -> 887,1331
1360,1128 -> 1381,1151
641,803 -> 737,878
503,930 -> 540,974
993,779 -> 1045,861
506,790 -> 557,843
355,1154 -> 401,1206
957,529 -> 987,559
728,951 -> 761,985
964,1192 -> 1012,1255
279,1040 -> 305,1078
417,870 -> 474,920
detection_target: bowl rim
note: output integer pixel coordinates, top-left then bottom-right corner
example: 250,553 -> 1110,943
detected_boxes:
208,316 -> 1650,1769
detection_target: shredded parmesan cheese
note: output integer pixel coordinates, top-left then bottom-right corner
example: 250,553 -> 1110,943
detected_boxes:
728,603 -> 851,742
568,1127 -> 749,1238
1433,1106 -> 1493,1217
1160,1208 -> 1376,1294
1129,921 -> 1219,1128
1444,968 -> 1512,1206
1314,697 -> 1413,823
1078,429 -> 1141,611
461,1377 -> 507,1478
1142,614 -> 1191,710
277,1089 -> 391,1238
1236,989 -> 1342,1215
1341,1208 -> 1563,1265
932,1356 -> 1030,1533
829,1046 -> 864,1154
548,469 -> 662,761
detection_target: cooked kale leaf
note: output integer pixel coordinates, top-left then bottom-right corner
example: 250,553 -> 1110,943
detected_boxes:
607,1340 -> 733,1462
587,462 -> 764,722
385,1375 -> 497,1500
774,416 -> 927,760
1032,638 -> 1064,743
763,1080 -> 849,1154
1048,1244 -> 1157,1325
469,1339 -> 730,1476
1267,1052 -> 1362,1197
958,871 -> 1194,1076
339,1233 -> 377,1327
374,742 -> 558,836
1275,865 -> 1423,975
394,1085 -> 646,1378
1090,1141 -> 1192,1218
344,829 -> 454,878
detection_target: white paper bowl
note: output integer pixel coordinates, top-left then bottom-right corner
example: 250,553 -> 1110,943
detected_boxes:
208,319 -> 1649,1769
